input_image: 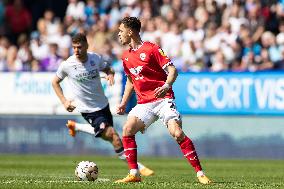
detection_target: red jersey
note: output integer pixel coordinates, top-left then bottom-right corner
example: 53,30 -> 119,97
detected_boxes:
122,42 -> 175,104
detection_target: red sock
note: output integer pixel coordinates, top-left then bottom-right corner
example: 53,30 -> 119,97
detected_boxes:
122,136 -> 138,169
179,135 -> 202,172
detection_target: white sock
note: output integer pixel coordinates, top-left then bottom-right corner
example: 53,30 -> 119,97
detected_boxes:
74,123 -> 95,135
130,169 -> 139,176
197,171 -> 205,177
117,151 -> 145,170
137,162 -> 145,170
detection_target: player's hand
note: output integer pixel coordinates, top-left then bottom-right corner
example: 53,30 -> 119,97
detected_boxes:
154,83 -> 170,98
106,73 -> 115,86
116,103 -> 126,115
64,100 -> 76,112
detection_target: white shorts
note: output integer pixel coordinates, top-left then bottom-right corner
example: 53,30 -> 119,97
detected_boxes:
128,98 -> 181,128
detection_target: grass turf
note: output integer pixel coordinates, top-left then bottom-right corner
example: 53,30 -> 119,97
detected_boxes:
0,154 -> 283,189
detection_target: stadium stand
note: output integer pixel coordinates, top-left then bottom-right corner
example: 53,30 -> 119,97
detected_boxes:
0,0 -> 283,72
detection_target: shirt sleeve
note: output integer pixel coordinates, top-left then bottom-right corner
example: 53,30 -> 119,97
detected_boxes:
151,44 -> 173,69
122,60 -> 130,75
121,53 -> 130,75
56,61 -> 67,79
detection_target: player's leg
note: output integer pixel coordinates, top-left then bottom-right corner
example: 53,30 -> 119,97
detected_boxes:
66,120 -> 95,137
167,120 -> 203,172
159,99 -> 211,184
115,104 -> 156,183
167,120 -> 210,184
100,126 -> 154,176
79,105 -> 153,177
115,116 -> 145,183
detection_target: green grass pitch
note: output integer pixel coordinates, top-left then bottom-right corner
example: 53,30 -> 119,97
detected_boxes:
0,154 -> 283,189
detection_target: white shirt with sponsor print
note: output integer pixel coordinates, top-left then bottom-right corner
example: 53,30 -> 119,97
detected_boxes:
56,52 -> 109,113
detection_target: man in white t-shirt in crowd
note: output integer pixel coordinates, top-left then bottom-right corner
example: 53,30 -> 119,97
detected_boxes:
52,33 -> 154,177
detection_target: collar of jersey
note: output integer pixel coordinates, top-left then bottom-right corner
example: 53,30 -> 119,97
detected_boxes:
131,41 -> 144,51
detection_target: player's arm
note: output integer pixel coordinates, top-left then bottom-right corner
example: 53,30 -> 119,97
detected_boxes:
116,75 -> 134,115
164,64 -> 178,87
102,66 -> 115,86
52,76 -> 76,112
154,64 -> 178,98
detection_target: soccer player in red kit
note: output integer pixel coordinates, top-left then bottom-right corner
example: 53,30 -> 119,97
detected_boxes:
115,17 -> 211,184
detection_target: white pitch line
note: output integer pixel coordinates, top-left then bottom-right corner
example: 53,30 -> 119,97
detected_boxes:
1,178 -> 110,184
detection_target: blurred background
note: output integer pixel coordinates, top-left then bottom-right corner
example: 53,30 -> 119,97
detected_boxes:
0,0 -> 283,159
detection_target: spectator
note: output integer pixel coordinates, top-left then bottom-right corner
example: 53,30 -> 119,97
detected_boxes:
182,16 -> 204,44
90,19 -> 111,53
98,0 -> 112,14
0,36 -> 10,71
142,20 -> 159,43
246,2 -> 265,42
30,19 -> 49,61
276,0 -> 284,17
39,43 -> 62,71
47,24 -> 71,59
257,48 -> 274,71
6,45 -> 22,71
240,51 -> 256,72
66,0 -> 85,21
17,34 -> 39,72
42,9 -> 60,38
121,0 -> 142,18
5,0 -> 32,45
1,0 -> 284,73
241,34 -> 262,58
140,0 -> 152,19
101,40 -> 117,67
195,5 -> 210,29
108,2 -> 121,29
210,50 -> 228,72
222,0 -> 247,34
17,34 -> 31,71
160,0 -> 171,18
84,0 -> 97,27
203,22 -> 220,68
261,31 -> 282,63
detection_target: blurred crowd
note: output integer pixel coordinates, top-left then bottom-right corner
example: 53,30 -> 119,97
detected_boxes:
0,0 -> 284,72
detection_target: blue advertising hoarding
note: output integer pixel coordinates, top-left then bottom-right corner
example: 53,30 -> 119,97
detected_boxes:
173,72 -> 284,115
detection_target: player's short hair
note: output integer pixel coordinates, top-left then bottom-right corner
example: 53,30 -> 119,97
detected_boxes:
121,17 -> 141,32
72,33 -> 87,44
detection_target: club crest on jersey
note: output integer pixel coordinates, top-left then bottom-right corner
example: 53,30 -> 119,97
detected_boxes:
140,53 -> 146,61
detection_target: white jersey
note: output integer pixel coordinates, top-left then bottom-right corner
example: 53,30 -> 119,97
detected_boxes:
56,52 -> 109,113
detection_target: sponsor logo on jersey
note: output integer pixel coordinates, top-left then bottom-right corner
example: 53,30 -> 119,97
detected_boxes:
140,53 -> 146,61
125,57 -> 128,61
129,66 -> 144,80
75,69 -> 99,82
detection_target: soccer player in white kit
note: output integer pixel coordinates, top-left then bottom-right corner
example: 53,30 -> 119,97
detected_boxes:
115,17 -> 211,184
52,33 -> 154,177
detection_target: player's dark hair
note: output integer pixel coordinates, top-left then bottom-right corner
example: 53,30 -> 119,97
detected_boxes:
121,17 -> 141,32
72,33 -> 87,44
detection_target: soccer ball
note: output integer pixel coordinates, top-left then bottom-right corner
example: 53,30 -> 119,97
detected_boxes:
75,161 -> 99,181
